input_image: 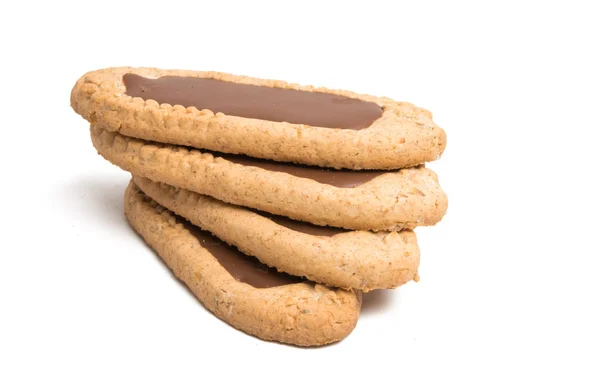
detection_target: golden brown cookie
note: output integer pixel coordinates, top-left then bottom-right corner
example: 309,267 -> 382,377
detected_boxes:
134,175 -> 420,291
125,181 -> 361,346
92,126 -> 448,231
72,67 -> 446,170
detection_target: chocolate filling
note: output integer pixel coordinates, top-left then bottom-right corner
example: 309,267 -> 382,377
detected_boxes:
223,154 -> 384,188
123,74 -> 383,129
182,220 -> 302,288
256,211 -> 344,237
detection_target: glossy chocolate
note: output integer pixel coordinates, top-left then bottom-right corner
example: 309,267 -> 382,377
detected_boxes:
224,154 -> 384,188
123,74 -> 382,129
183,221 -> 302,288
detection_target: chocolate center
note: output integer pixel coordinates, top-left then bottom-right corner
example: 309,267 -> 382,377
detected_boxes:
123,74 -> 382,129
183,221 -> 302,288
254,211 -> 344,237
224,154 -> 384,188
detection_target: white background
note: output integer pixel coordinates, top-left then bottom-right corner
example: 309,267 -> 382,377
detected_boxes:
1,1 -> 599,386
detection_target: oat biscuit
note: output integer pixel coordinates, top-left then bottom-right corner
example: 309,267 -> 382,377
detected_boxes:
125,181 -> 361,346
72,67 -> 446,170
134,175 -> 420,291
92,126 -> 448,231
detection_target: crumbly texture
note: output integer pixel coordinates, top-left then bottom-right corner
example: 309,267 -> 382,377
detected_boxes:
92,126 -> 448,231
134,176 -> 420,291
125,181 -> 361,347
72,67 -> 446,170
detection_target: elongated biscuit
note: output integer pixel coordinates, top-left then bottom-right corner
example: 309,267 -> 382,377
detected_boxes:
72,67 -> 446,170
93,126 -> 447,231
134,175 -> 420,291
125,181 -> 361,346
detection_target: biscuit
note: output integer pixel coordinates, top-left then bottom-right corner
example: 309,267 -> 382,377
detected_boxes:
72,67 -> 446,170
125,181 -> 361,346
134,175 -> 420,291
92,125 -> 448,231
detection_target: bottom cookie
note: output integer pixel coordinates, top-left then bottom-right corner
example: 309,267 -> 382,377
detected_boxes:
124,180 -> 361,346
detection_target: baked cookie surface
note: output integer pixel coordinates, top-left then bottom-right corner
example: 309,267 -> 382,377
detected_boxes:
92,126 -> 448,231
72,67 -> 446,170
125,181 -> 361,346
134,175 -> 420,291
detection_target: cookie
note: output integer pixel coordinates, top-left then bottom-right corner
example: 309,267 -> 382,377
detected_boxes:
92,125 -> 448,231
71,67 -> 446,170
133,175 -> 420,291
125,181 -> 361,346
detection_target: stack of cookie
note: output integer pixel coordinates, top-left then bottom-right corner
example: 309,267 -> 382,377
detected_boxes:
71,67 -> 447,346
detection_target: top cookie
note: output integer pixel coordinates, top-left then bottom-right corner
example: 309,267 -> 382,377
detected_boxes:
71,67 -> 446,170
